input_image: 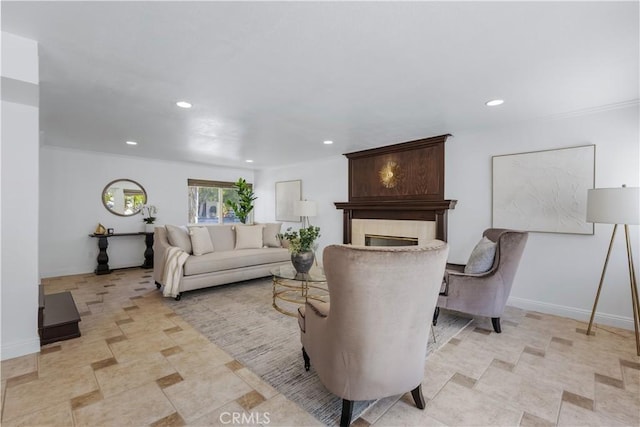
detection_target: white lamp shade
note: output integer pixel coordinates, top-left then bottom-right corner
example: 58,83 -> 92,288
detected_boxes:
294,200 -> 317,217
586,187 -> 639,225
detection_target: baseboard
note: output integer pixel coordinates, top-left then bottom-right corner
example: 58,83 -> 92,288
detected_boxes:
41,267 -> 92,279
1,336 -> 40,361
507,296 -> 634,331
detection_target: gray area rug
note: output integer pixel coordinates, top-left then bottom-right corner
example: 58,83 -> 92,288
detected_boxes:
165,278 -> 471,426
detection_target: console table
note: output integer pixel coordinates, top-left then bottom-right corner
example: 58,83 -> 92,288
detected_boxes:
88,232 -> 154,275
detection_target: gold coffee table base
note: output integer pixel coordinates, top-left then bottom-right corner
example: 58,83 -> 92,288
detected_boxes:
271,266 -> 328,317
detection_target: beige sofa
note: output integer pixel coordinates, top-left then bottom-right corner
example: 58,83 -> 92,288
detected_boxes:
153,223 -> 290,300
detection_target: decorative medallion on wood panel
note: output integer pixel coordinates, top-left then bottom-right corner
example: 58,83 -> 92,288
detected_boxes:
378,160 -> 401,188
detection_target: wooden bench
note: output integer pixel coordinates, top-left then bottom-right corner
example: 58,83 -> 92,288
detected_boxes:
38,285 -> 81,345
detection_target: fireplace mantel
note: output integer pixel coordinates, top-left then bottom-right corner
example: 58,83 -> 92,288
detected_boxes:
334,200 -> 457,243
335,134 -> 457,243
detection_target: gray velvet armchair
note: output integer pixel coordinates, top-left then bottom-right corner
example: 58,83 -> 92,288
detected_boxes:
298,242 -> 449,427
433,228 -> 528,333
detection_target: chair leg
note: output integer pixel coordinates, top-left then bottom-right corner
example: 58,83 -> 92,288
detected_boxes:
340,399 -> 354,427
302,347 -> 310,371
491,317 -> 501,333
411,384 -> 426,409
432,307 -> 440,326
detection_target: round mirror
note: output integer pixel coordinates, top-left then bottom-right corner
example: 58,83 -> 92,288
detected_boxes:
101,179 -> 147,217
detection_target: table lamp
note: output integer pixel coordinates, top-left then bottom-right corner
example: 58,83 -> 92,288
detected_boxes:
294,200 -> 317,228
586,185 -> 639,355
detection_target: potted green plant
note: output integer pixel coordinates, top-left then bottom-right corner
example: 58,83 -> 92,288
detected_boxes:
279,226 -> 321,274
224,178 -> 257,224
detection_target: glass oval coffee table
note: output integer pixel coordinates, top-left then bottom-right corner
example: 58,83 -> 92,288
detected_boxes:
271,265 -> 328,317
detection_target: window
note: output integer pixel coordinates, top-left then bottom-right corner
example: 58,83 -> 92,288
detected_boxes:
187,179 -> 246,224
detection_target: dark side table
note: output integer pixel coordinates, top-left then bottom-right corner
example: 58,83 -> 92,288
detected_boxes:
88,232 -> 154,275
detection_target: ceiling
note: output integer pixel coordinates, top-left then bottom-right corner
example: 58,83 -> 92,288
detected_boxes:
2,1 -> 638,169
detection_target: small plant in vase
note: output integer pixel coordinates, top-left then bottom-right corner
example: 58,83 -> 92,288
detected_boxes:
141,205 -> 157,233
278,226 -> 321,274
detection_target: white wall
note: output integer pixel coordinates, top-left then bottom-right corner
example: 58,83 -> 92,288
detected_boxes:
255,105 -> 639,330
1,33 -> 40,360
39,147 -> 254,277
1,32 -> 39,84
254,155 -> 348,265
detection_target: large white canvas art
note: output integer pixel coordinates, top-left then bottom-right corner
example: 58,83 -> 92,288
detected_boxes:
492,145 -> 595,234
275,180 -> 301,222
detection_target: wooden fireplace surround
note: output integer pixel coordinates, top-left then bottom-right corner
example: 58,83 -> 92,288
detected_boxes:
335,134 -> 457,243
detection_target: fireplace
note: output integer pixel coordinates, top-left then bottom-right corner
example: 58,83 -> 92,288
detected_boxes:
365,234 -> 418,247
335,134 -> 457,243
352,219 -> 435,246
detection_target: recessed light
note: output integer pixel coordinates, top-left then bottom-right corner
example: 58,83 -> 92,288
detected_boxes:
323,140 -> 334,145
245,159 -> 254,163
176,101 -> 192,109
125,141 -> 138,145
485,99 -> 504,107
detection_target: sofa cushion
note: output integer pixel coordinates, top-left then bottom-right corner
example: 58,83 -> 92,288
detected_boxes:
464,236 -> 497,273
183,248 -> 289,276
235,225 -> 264,249
166,225 -> 192,254
189,227 -> 214,256
262,223 -> 283,248
206,225 -> 235,252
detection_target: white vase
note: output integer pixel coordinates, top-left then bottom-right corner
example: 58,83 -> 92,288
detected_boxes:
145,224 -> 155,233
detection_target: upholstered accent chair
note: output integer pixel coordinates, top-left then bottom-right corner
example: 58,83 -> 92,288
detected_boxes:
298,242 -> 449,427
433,228 -> 528,333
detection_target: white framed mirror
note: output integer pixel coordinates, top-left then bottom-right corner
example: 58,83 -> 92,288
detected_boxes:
101,179 -> 147,217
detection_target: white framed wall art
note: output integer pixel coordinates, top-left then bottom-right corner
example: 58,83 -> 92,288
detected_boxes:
492,145 -> 595,234
275,180 -> 302,222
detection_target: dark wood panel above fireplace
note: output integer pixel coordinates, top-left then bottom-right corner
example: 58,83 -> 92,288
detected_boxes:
335,134 -> 457,243
347,134 -> 448,201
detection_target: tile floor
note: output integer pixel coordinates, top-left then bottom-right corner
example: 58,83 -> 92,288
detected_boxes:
1,268 -> 639,426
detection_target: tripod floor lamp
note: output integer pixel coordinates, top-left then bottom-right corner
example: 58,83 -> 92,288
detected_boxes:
586,185 -> 639,355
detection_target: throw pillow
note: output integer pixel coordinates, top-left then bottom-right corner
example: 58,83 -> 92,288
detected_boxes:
235,225 -> 264,249
262,223 -> 283,248
464,236 -> 497,274
166,225 -> 192,254
189,226 -> 214,256
207,225 -> 235,251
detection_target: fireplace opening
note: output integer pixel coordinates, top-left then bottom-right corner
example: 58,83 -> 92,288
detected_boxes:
364,234 -> 419,247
